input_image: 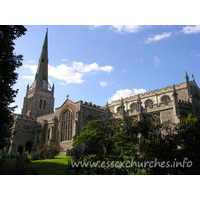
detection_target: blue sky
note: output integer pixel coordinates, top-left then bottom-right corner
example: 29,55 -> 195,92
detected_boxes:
12,25 -> 200,113
2,0 -> 199,194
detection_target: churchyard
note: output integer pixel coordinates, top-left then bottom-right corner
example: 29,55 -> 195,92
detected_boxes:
0,156 -> 71,175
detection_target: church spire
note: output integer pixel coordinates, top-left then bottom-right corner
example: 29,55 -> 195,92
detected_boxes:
34,28 -> 48,90
21,29 -> 54,118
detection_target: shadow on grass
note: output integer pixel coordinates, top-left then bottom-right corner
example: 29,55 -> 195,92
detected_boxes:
4,156 -> 72,175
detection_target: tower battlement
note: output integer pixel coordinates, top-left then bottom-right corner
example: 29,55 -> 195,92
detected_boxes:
83,101 -> 101,109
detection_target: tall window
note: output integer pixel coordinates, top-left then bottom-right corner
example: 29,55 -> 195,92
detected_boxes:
161,96 -> 170,103
117,107 -> 121,112
25,141 -> 32,154
39,99 -> 43,109
43,100 -> 46,110
145,100 -> 153,107
60,109 -> 73,141
131,103 -> 137,110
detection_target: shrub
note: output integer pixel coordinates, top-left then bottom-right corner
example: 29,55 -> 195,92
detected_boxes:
39,143 -> 63,159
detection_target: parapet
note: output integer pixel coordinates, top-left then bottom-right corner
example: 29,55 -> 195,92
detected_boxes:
13,114 -> 35,121
36,112 -> 55,123
124,95 -> 138,101
109,82 -> 187,105
83,101 -> 101,109
178,100 -> 190,107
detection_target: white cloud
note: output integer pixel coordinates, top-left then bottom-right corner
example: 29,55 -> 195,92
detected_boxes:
89,25 -> 151,34
23,61 -> 114,84
9,103 -> 21,114
108,88 -> 147,103
59,82 -> 66,85
99,65 -> 113,73
61,59 -> 67,61
49,64 -> 85,84
110,25 -> 144,34
196,54 -> 200,57
145,32 -> 172,43
100,81 -> 108,87
93,25 -> 101,28
27,60 -> 35,63
154,56 -> 161,68
90,25 -> 102,30
23,64 -> 37,74
21,75 -> 34,80
182,25 -> 200,34
72,62 -> 113,73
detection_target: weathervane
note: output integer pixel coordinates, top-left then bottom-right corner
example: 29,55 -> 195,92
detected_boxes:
67,94 -> 69,100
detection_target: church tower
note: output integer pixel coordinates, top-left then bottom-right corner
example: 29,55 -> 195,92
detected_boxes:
21,29 -> 55,118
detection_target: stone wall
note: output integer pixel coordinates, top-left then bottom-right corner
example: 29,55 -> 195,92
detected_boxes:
80,105 -> 106,128
36,112 -> 55,123
176,88 -> 188,101
160,109 -> 175,123
11,116 -> 37,155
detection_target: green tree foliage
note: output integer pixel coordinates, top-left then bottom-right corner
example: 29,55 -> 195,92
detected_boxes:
71,118 -> 147,175
139,114 -> 200,175
73,118 -> 140,156
177,114 -> 200,174
0,25 -> 27,148
70,114 -> 200,175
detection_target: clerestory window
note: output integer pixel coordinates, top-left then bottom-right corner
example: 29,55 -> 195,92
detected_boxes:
161,96 -> 170,103
145,100 -> 153,107
131,103 -> 137,110
117,107 -> 121,112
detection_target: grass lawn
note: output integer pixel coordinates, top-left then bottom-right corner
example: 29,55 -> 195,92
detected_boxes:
4,156 -> 72,175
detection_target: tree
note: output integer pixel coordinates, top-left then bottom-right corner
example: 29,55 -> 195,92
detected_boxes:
176,114 -> 200,174
71,114 -> 200,175
139,114 -> 200,175
70,118 -> 145,175
0,25 -> 27,149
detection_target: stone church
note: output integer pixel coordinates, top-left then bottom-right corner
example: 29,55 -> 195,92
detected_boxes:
8,30 -> 200,156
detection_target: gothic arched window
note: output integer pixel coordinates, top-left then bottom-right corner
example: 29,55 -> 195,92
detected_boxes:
161,96 -> 170,103
86,114 -> 93,123
25,141 -> 32,154
130,103 -> 137,110
117,106 -> 121,112
43,100 -> 46,110
47,129 -> 50,141
145,100 -> 153,107
60,109 -> 73,141
39,99 -> 43,109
